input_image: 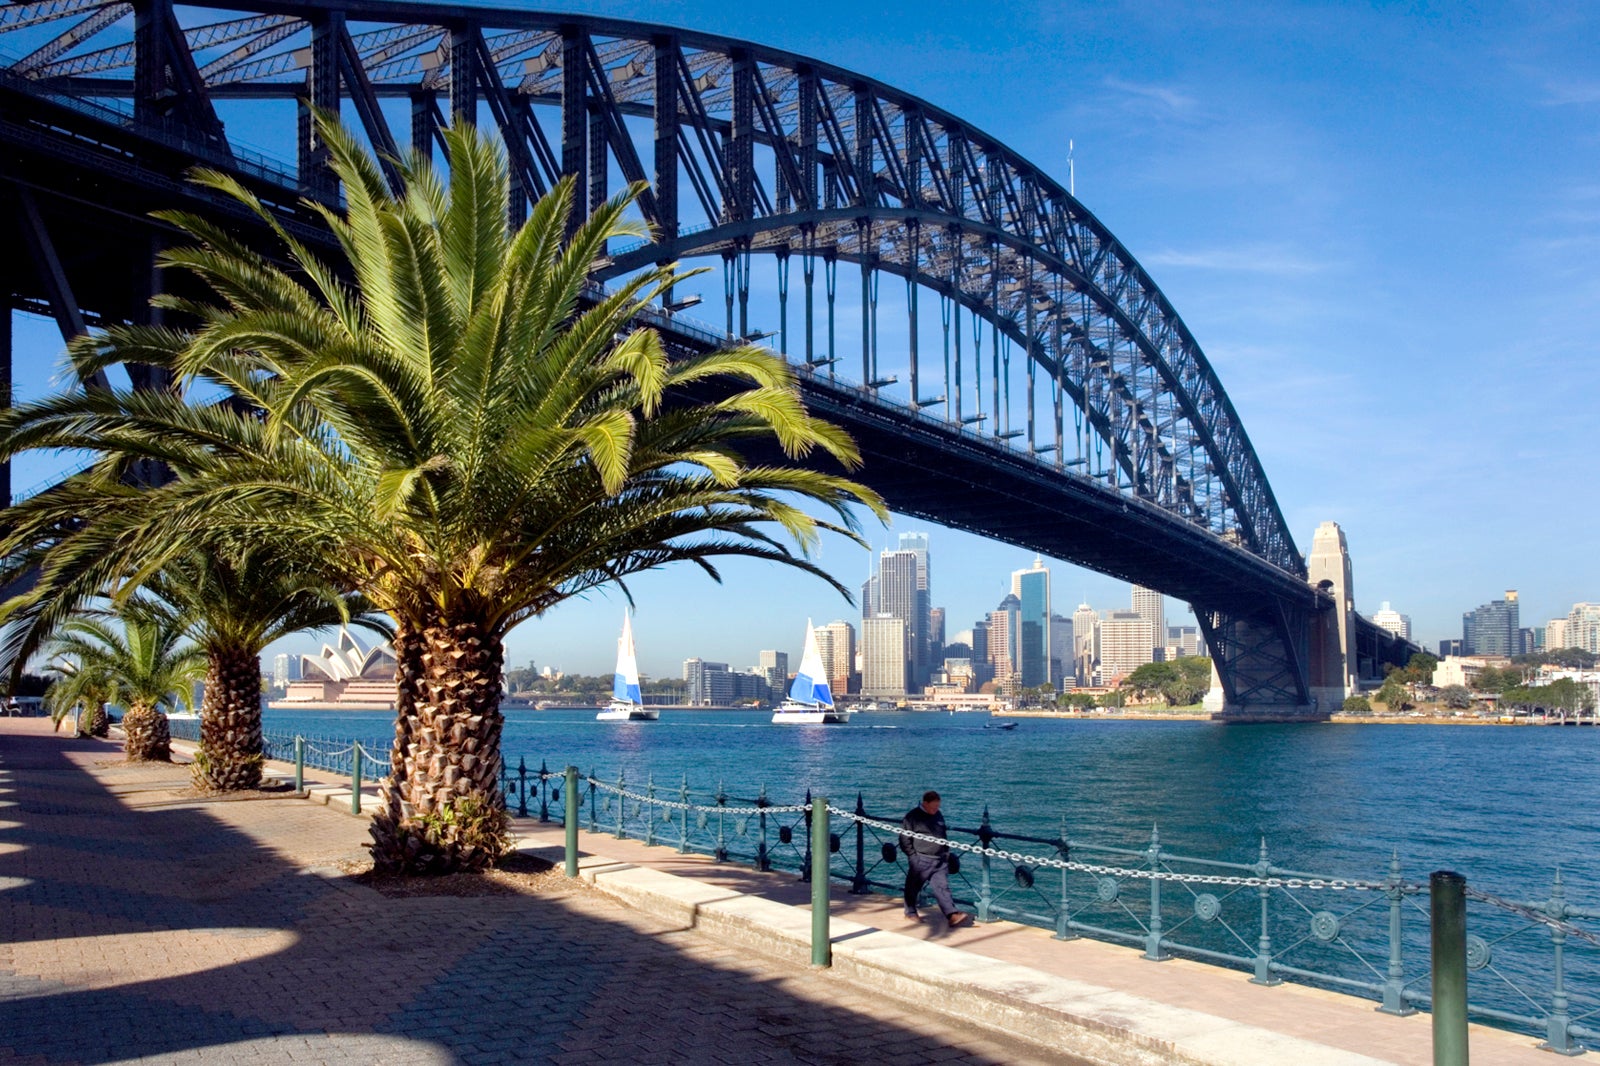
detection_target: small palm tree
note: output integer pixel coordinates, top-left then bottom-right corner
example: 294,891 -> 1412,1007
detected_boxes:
147,546 -> 391,790
43,658 -> 113,737
42,607 -> 205,761
0,115 -> 885,873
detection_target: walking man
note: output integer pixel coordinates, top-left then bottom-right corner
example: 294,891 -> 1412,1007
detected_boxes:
900,790 -> 972,927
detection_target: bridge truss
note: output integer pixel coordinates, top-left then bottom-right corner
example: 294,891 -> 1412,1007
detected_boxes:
0,0 -> 1417,713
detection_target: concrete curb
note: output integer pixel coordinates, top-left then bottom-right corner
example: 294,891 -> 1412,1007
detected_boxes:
552,848 -> 1393,1066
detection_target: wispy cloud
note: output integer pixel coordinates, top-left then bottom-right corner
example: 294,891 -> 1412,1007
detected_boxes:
1541,77 -> 1600,106
1143,244 -> 1335,274
1101,76 -> 1202,119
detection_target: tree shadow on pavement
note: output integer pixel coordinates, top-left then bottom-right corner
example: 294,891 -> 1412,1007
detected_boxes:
0,724 -> 1068,1065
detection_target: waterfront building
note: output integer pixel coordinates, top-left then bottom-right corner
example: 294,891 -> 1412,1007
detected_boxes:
757,650 -> 788,695
1132,585 -> 1165,661
1372,602 -> 1411,640
878,549 -> 924,690
1099,610 -> 1155,686
1463,590 -> 1520,656
1432,655 -> 1511,690
274,629 -> 396,709
1545,619 -> 1568,651
817,620 -> 857,696
684,658 -> 730,705
1010,557 -> 1051,688
1071,602 -> 1099,686
1567,603 -> 1600,654
987,594 -> 1020,689
861,615 -> 909,697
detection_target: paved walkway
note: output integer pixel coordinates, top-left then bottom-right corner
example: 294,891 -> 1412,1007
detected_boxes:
0,718 -> 1072,1066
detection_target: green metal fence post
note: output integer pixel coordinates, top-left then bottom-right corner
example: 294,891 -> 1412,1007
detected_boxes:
293,735 -> 305,794
538,760 -> 550,822
849,793 -> 869,894
977,806 -> 993,922
516,757 -> 529,818
1144,825 -> 1168,961
587,769 -> 597,833
811,797 -> 831,967
756,784 -> 770,871
800,788 -> 813,883
715,780 -> 728,861
1542,869 -> 1580,1055
645,775 -> 657,848
1430,870 -> 1468,1066
564,766 -> 579,878
1379,851 -> 1414,1014
1251,837 -> 1281,985
350,743 -> 363,815
614,770 -> 627,839
678,774 -> 690,854
1053,815 -> 1075,940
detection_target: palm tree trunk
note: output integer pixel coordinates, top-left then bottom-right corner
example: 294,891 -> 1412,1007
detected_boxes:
193,647 -> 264,790
122,702 -> 171,761
79,703 -> 109,738
370,621 -> 509,874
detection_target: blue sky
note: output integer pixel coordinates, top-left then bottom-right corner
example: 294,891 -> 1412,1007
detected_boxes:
13,0 -> 1600,675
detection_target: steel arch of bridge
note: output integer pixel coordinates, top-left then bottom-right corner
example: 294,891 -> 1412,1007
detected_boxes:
0,0 -> 1301,580
0,0 -> 1417,716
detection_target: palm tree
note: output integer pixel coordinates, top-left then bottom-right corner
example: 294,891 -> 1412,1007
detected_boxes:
147,546 -> 391,790
42,607 -> 205,761
0,115 -> 884,873
43,658 -> 113,737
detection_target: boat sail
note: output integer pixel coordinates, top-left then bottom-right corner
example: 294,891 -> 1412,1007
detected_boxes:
597,612 -> 659,721
771,620 -> 849,724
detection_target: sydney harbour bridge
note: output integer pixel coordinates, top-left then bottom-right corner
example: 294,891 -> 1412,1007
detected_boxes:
0,0 -> 1417,718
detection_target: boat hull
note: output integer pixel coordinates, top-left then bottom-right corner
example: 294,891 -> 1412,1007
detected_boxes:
771,708 -> 850,725
596,706 -> 660,721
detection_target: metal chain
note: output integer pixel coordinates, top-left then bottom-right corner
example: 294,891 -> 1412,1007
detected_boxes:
833,808 -> 1391,891
586,777 -> 810,816
1465,886 -> 1600,947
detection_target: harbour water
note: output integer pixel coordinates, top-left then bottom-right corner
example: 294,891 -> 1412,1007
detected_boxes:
263,706 -> 1600,893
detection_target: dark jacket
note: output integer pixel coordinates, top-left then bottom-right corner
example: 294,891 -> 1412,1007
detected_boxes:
900,805 -> 949,859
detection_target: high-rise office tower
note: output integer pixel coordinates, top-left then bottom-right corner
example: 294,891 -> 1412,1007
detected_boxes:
860,573 -> 879,621
1048,613 -> 1072,691
1072,602 -> 1098,686
1011,557 -> 1051,688
1372,602 -> 1411,640
1099,610 -> 1155,685
1567,603 -> 1600,654
1132,585 -> 1164,661
878,549 -> 923,691
1463,590 -> 1520,656
897,532 -> 933,686
757,650 -> 789,696
970,619 -> 991,683
988,594 -> 1020,688
818,620 -> 857,696
861,615 -> 909,697
927,606 -> 945,671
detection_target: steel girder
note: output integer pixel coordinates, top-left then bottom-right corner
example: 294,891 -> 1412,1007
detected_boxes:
0,0 -> 1302,580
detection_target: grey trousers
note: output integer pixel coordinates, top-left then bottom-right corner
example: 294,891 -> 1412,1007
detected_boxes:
904,852 -> 956,916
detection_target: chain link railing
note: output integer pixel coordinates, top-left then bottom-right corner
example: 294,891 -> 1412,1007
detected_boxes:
166,722 -> 1600,1051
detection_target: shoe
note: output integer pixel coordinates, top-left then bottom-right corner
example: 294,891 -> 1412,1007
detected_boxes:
947,912 -> 973,928
903,910 -> 922,921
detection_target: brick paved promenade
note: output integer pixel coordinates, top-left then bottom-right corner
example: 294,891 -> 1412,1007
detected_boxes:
0,718 -> 1072,1066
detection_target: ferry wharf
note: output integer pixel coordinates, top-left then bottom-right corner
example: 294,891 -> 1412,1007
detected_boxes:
0,717 -> 1556,1065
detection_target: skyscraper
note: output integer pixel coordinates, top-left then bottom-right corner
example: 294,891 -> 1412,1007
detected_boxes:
878,549 -> 923,691
861,615 -> 909,697
1463,590 -> 1520,656
860,574 -> 878,622
757,650 -> 789,696
987,593 -> 1020,689
1099,610 -> 1155,685
817,620 -> 857,695
1071,602 -> 1099,686
1011,557 -> 1051,688
897,532 -> 933,686
1132,585 -> 1164,662
927,606 -> 945,670
1372,602 -> 1411,640
1048,613 -> 1072,691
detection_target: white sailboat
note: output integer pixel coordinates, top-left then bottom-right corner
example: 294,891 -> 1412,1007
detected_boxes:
597,612 -> 659,721
771,620 -> 849,725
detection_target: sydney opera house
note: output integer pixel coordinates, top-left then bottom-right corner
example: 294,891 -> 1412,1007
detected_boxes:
269,630 -> 398,711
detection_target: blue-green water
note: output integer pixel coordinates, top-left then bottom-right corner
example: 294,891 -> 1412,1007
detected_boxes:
265,707 -> 1600,892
